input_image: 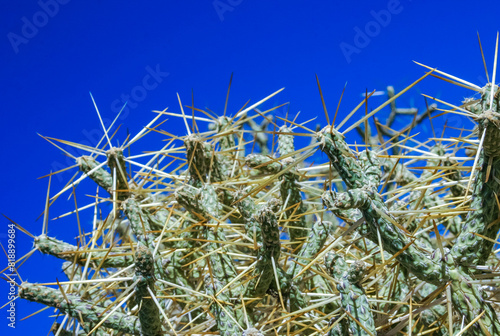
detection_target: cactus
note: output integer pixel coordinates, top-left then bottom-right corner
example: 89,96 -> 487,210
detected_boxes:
9,38 -> 500,336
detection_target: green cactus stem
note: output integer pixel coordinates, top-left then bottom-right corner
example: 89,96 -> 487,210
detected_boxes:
133,243 -> 163,336
244,205 -> 280,300
35,234 -> 133,268
205,275 -> 242,336
76,155 -> 113,192
107,148 -> 131,200
325,252 -> 376,336
318,125 -> 500,334
19,282 -> 141,334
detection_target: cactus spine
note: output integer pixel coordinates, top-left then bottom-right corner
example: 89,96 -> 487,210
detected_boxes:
11,41 -> 500,336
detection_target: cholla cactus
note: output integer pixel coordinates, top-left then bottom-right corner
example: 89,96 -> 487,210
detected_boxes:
7,37 -> 500,336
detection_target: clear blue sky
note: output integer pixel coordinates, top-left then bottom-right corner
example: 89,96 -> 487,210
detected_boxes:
1,0 -> 499,334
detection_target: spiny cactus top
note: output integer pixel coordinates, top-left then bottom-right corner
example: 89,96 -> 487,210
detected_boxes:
11,39 -> 500,336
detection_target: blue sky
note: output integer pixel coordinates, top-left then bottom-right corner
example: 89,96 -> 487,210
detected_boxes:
1,0 -> 500,334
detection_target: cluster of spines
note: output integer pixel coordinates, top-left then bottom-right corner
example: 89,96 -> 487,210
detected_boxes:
12,59 -> 500,336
